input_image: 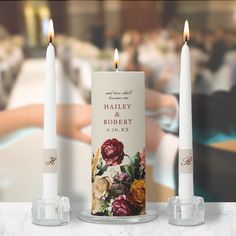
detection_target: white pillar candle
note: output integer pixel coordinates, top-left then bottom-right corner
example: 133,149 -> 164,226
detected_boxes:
43,19 -> 57,199
179,20 -> 194,201
91,50 -> 146,217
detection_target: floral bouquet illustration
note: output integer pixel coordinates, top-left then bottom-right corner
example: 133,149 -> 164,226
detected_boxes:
91,138 -> 146,216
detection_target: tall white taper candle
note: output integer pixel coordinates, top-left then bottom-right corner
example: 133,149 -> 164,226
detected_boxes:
43,19 -> 58,199
179,20 -> 194,202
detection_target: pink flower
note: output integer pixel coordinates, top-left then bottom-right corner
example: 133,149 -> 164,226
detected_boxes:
140,148 -> 146,169
118,173 -> 130,182
112,195 -> 132,216
101,139 -> 124,166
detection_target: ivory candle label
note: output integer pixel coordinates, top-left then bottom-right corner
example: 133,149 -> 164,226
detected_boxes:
43,149 -> 57,173
91,72 -> 145,217
179,149 -> 193,173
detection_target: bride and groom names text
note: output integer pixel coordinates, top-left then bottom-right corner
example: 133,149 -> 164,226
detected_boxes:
103,90 -> 133,127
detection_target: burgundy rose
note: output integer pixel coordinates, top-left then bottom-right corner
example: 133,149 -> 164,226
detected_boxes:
112,195 -> 132,216
101,139 -> 124,166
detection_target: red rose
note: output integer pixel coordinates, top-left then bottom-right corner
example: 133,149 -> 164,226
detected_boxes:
112,195 -> 132,216
101,139 -> 124,166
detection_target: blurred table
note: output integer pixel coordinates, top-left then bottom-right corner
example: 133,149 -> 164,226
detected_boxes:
8,59 -> 83,107
0,202 -> 235,236
0,59 -> 91,202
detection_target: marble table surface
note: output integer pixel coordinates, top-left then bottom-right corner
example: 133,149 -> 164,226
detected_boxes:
0,202 -> 235,236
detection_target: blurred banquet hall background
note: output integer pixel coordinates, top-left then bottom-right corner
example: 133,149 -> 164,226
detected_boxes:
1,0 -> 236,202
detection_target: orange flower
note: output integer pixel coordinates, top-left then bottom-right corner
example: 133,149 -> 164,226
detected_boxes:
129,179 -> 145,208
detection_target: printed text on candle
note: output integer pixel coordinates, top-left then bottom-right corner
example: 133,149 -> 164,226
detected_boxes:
103,90 -> 133,132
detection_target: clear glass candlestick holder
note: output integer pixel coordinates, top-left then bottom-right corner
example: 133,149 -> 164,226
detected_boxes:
78,208 -> 158,224
32,195 -> 71,226
167,196 -> 205,226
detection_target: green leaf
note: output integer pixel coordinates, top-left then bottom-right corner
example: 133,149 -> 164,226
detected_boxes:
120,165 -> 126,173
120,164 -> 134,179
106,211 -> 112,216
102,165 -> 108,172
96,165 -> 108,176
111,189 -> 123,197
129,152 -> 140,168
97,162 -> 103,170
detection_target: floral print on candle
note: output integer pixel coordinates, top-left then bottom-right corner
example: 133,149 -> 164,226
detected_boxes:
91,139 -> 146,216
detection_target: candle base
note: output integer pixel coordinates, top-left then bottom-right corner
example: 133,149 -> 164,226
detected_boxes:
78,209 -> 158,224
167,196 -> 205,226
32,195 -> 71,226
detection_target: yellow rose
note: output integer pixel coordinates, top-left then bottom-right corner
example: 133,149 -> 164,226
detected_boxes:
130,179 -> 146,208
92,176 -> 111,200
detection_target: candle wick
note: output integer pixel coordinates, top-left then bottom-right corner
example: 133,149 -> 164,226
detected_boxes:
115,62 -> 119,72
